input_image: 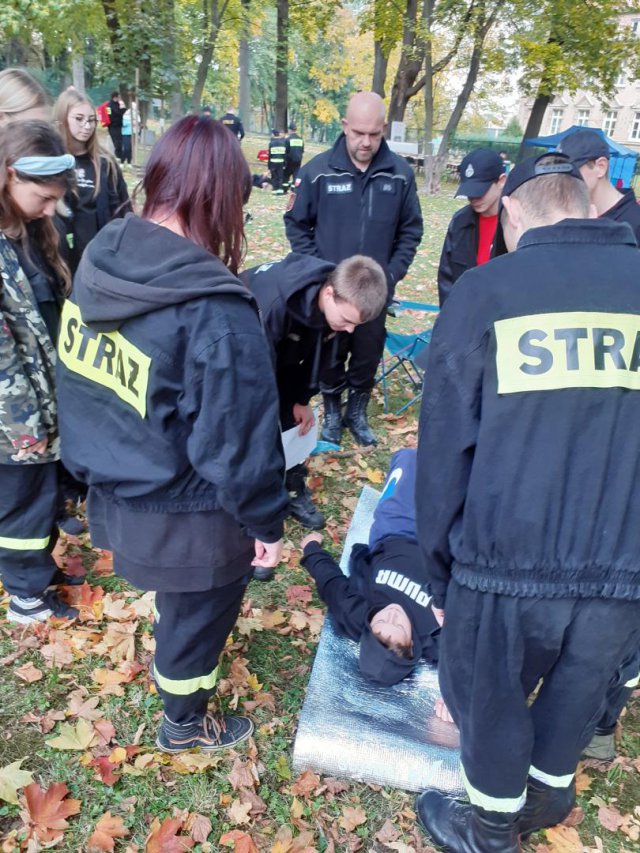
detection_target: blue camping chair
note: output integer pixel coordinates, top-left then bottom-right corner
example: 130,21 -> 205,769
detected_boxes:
378,300 -> 439,415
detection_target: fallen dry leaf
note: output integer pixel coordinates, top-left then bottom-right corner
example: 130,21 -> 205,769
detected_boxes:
67,690 -> 102,721
291,770 -> 321,798
145,816 -> 194,851
228,798 -> 252,825
20,782 -> 81,844
598,805 -> 624,832
544,824 -> 584,853
186,812 -> 212,844
89,756 -> 121,786
376,819 -> 400,844
46,718 -> 97,751
220,829 -> 259,853
0,759 -> 34,804
286,585 -> 312,606
14,662 -> 43,683
228,758 -> 257,790
87,811 -> 129,851
339,805 -> 367,832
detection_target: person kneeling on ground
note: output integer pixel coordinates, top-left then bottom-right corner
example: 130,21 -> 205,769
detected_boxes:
300,449 -> 442,688
242,252 -> 387,568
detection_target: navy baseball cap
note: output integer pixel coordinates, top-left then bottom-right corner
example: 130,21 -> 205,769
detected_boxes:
493,152 -> 584,255
556,129 -> 610,167
456,149 -> 505,198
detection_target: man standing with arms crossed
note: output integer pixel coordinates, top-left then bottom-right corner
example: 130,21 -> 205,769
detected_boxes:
284,92 -> 423,446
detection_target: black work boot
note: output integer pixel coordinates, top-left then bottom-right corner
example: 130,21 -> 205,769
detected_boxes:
321,393 -> 343,444
343,389 -> 377,446
286,465 -> 325,530
415,789 -> 521,853
289,487 -> 325,529
518,778 -> 575,839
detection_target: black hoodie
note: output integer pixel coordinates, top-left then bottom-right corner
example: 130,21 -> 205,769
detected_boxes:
241,253 -> 337,418
57,214 -> 288,545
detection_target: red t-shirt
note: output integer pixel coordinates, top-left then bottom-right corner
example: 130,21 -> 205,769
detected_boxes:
477,214 -> 498,266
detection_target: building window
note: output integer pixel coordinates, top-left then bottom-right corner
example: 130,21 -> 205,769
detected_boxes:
550,109 -> 563,134
603,110 -> 618,136
632,20 -> 640,36
616,69 -> 626,87
631,113 -> 640,140
577,109 -> 590,127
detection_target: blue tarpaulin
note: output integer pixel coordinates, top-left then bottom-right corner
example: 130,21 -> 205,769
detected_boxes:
524,125 -> 638,187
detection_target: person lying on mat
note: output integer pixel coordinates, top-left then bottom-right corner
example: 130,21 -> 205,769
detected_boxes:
301,448 -> 442,688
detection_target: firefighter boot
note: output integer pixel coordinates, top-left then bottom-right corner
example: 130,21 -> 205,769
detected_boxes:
321,393 -> 343,444
415,789 -> 521,853
286,464 -> 325,530
518,778 -> 575,839
343,389 -> 377,446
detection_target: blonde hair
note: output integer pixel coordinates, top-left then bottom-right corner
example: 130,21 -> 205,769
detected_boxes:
0,120 -> 74,292
53,86 -> 118,198
0,68 -> 50,123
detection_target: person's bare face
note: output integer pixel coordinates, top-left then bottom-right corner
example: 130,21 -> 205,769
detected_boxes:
469,174 -> 506,217
8,172 -> 65,221
370,603 -> 412,649
342,104 -> 385,169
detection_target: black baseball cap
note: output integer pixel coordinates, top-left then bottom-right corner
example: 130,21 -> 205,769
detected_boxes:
556,129 -> 610,167
493,152 -> 584,255
456,149 -> 505,198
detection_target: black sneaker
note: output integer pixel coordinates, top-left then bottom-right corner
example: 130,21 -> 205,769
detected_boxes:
289,491 -> 325,530
156,712 -> 254,753
48,569 -> 86,588
57,516 -> 86,536
7,590 -> 79,625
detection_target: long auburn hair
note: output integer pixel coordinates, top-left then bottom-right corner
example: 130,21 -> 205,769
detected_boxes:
142,116 -> 251,274
0,120 -> 75,292
53,86 -> 118,199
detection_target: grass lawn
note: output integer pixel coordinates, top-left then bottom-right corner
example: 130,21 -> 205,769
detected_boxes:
0,176 -> 638,852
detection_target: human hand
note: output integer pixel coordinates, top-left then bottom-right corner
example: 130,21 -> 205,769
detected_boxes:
15,437 -> 48,460
301,532 -> 322,550
434,697 -> 455,724
431,605 -> 445,627
293,403 -> 315,436
252,538 -> 283,568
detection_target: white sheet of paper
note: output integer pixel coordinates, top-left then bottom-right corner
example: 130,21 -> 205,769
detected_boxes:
282,418 -> 318,470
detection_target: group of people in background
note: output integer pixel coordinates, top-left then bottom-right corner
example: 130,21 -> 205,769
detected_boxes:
2,67 -> 640,853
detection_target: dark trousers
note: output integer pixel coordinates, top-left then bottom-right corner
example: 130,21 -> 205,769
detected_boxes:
596,645 -> 640,732
270,163 -> 284,191
320,309 -> 387,394
108,126 -> 123,161
154,575 -> 249,725
0,463 -> 58,597
121,135 -> 132,164
284,162 -> 301,188
439,579 -> 640,812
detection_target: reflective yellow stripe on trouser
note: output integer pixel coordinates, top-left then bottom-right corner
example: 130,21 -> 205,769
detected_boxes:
0,534 -> 50,550
460,764 -> 527,813
154,665 -> 219,696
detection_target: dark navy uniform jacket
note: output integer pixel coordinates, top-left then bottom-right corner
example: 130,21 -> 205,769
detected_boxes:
284,134 -> 423,295
602,187 -> 640,244
437,203 -> 478,307
241,253 -> 336,416
418,218 -> 640,609
56,215 -> 288,569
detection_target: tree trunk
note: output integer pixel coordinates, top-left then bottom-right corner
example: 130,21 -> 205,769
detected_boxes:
72,55 -> 86,93
238,0 -> 251,128
387,0 -> 422,127
422,0 -> 435,194
189,0 -> 229,113
372,41 -> 389,97
517,91 -> 552,161
430,28 -> 485,193
275,0 -> 288,131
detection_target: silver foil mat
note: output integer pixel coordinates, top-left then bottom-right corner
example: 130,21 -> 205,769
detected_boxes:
293,486 -> 464,794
